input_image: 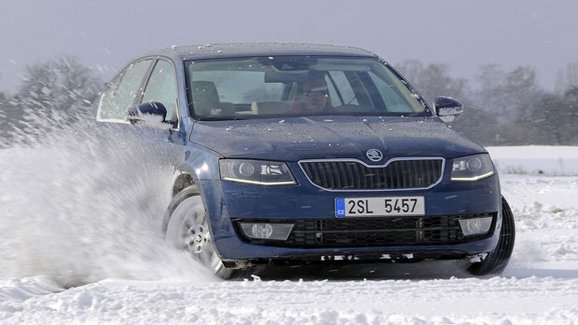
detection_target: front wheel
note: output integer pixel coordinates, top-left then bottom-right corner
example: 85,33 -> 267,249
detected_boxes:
467,196 -> 516,276
162,185 -> 250,279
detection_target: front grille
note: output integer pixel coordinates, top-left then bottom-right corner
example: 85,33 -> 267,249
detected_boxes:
300,159 -> 444,190
237,213 -> 495,248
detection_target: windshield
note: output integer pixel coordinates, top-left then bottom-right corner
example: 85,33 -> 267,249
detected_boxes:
185,56 -> 430,120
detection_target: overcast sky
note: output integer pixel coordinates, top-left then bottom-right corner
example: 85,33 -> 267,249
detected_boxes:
1,0 -> 577,93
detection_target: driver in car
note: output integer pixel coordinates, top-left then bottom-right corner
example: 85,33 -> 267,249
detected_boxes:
292,75 -> 333,114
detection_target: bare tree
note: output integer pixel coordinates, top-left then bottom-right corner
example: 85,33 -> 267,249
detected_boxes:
0,91 -> 6,115
396,60 -> 467,105
5,56 -> 103,143
562,86 -> 578,143
564,86 -> 578,107
0,94 -> 26,146
0,92 -> 8,140
472,64 -> 541,125
18,56 -> 102,112
555,62 -> 578,94
17,56 -> 103,116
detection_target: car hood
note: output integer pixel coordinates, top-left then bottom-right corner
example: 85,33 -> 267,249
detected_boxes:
190,116 -> 485,163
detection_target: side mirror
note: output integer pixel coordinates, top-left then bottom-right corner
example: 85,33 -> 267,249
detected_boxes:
127,102 -> 168,126
434,97 -> 463,123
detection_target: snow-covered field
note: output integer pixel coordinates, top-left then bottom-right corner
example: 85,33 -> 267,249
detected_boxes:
1,124 -> 577,324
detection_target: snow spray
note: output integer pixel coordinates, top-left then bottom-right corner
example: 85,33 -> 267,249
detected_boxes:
0,111 -> 214,287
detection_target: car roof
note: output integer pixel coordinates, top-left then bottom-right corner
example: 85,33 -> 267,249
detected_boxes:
147,43 -> 378,61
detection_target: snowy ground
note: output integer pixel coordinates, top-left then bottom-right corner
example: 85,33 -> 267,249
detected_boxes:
1,126 -> 577,324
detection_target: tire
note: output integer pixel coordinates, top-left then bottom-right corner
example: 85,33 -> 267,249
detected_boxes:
162,185 -> 252,279
467,196 -> 516,276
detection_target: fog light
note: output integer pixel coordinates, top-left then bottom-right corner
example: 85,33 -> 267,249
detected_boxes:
459,217 -> 493,236
239,223 -> 294,241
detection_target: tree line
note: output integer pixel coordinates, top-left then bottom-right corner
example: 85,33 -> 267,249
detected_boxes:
1,56 -> 577,146
397,60 -> 578,146
0,56 -> 103,144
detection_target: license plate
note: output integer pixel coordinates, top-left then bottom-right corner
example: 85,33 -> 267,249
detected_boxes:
335,196 -> 425,217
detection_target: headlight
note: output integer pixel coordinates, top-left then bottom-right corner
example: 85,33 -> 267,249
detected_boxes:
451,154 -> 495,181
219,159 -> 296,185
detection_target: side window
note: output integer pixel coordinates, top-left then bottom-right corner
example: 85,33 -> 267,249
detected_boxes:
98,59 -> 152,121
141,60 -> 178,123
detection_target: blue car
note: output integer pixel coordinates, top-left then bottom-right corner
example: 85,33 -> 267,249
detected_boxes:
97,43 -> 515,278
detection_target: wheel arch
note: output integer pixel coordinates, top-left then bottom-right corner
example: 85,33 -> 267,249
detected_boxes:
172,172 -> 196,197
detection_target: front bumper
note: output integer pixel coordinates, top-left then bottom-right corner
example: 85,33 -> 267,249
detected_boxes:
197,169 -> 501,264
220,240 -> 498,267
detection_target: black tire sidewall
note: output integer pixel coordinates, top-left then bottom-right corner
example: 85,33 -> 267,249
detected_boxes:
161,185 -> 245,279
467,196 -> 516,276
161,185 -> 202,236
